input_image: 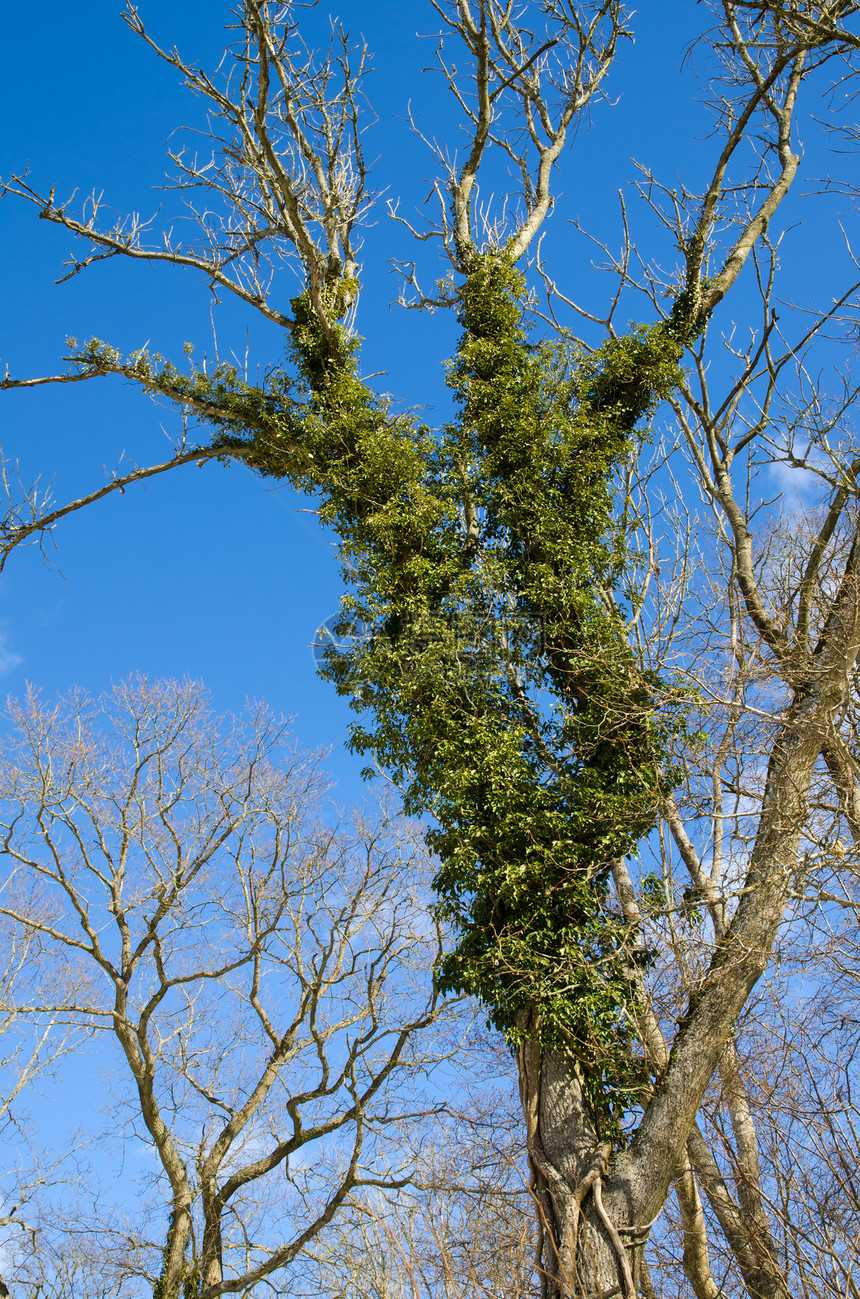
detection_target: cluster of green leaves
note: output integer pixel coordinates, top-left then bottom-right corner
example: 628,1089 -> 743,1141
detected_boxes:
71,337 -> 306,465
280,257 -> 690,1129
75,256 -> 692,1135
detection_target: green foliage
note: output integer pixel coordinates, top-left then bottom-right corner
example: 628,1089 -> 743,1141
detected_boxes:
282,254 -> 692,1132
72,338 -> 308,472
76,253 -> 696,1139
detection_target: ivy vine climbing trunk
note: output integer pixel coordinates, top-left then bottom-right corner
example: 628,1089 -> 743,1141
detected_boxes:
519,1034 -> 632,1298
271,259 -> 699,1299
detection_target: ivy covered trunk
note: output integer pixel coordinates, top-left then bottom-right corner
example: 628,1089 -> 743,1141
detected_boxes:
519,1038 -> 634,1299
518,997 -> 668,1299
153,1206 -> 195,1299
230,254 -> 696,1297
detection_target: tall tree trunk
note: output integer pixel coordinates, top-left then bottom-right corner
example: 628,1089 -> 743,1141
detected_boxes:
200,1185 -> 224,1291
520,1035 -> 637,1299
155,1204 -> 194,1299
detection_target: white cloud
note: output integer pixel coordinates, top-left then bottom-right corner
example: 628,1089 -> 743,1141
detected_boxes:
767,458 -> 821,510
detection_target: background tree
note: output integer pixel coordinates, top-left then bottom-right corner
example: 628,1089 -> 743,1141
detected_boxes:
4,2 -> 860,1297
311,1068 -> 537,1299
0,678 -> 451,1298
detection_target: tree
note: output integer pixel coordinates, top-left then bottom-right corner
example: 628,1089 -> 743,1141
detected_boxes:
4,2 -> 860,1296
307,1036 -> 539,1299
0,678 -> 450,1297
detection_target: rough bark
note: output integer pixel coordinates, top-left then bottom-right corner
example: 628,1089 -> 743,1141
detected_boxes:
520,1033 -> 630,1299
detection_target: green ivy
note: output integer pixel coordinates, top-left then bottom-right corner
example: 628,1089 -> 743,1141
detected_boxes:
72,254 -> 697,1138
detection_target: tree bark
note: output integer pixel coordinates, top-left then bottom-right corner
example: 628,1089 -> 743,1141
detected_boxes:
520,1033 -> 636,1299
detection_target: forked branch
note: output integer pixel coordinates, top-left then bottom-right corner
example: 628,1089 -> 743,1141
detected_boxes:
399,0 -> 627,272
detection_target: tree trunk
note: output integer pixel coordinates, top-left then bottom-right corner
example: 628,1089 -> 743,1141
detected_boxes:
520,1036 -> 639,1299
155,1204 -> 194,1299
200,1186 -> 224,1291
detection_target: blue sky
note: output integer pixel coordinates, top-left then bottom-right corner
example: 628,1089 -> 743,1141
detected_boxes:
0,0 -> 850,798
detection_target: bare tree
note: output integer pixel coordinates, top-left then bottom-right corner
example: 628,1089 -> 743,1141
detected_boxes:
0,678 -> 451,1298
306,1037 -> 540,1299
